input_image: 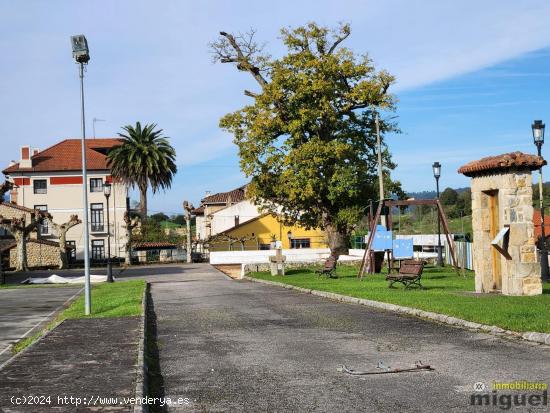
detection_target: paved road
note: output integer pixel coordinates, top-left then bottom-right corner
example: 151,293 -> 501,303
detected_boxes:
151,265 -> 550,412
0,286 -> 81,366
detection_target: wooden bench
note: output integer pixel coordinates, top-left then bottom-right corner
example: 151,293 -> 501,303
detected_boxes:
316,257 -> 337,278
386,259 -> 424,289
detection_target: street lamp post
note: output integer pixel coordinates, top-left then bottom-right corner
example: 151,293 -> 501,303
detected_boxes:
532,120 -> 549,281
104,183 -> 113,282
71,34 -> 92,314
432,162 -> 444,267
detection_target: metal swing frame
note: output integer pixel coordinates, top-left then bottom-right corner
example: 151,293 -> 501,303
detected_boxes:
358,199 -> 459,279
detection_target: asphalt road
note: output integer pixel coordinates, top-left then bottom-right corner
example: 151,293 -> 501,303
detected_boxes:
150,265 -> 550,413
0,286 -> 81,367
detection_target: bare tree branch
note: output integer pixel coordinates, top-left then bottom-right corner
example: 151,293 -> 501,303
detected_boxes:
211,30 -> 269,89
327,24 -> 351,54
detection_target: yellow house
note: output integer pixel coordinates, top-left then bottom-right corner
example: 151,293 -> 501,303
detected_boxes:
210,213 -> 327,251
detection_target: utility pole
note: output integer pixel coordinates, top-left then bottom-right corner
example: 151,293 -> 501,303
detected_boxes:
183,201 -> 194,264
375,112 -> 386,228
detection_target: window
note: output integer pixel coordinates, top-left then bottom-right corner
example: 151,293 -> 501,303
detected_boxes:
34,205 -> 49,235
259,244 -> 271,250
33,179 -> 47,194
66,240 -> 76,262
290,238 -> 311,249
90,178 -> 103,193
91,239 -> 105,260
90,203 -> 104,232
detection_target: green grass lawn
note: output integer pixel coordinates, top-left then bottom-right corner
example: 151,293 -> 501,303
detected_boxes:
249,266 -> 550,333
12,280 -> 145,353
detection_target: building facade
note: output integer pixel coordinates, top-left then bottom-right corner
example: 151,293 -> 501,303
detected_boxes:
194,186 -> 248,240
2,139 -> 128,262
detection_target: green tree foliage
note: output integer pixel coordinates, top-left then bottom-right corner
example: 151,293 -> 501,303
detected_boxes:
439,187 -> 458,206
133,219 -> 184,245
171,214 -> 186,225
107,122 -> 177,220
150,212 -> 170,223
211,23 -> 401,259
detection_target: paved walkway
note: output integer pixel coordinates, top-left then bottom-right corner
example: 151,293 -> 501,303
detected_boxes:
0,286 -> 81,366
151,264 -> 550,412
0,317 -> 140,412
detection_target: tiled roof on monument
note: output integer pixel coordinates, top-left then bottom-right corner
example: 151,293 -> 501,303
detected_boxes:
3,138 -> 122,174
458,152 -> 546,177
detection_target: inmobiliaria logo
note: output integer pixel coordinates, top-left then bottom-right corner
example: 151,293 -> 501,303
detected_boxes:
470,381 -> 548,410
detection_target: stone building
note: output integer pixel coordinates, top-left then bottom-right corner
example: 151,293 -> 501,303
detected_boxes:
0,238 -> 60,269
0,202 -> 60,269
458,152 -> 543,296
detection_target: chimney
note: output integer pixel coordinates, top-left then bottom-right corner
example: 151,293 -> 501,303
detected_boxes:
33,148 -> 40,156
20,146 -> 32,168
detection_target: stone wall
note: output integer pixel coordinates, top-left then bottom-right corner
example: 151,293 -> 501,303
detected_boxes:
9,240 -> 59,269
470,169 -> 542,295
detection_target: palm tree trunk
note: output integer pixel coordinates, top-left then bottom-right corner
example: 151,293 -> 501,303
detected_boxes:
139,185 -> 148,222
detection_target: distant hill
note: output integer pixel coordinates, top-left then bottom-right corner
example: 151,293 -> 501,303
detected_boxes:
406,187 -> 469,200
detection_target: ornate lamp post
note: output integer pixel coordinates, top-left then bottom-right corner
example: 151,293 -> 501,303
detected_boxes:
532,120 -> 549,281
432,162 -> 444,266
104,183 -> 114,282
71,34 -> 92,313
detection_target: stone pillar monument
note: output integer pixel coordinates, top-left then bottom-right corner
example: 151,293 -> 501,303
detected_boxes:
458,152 -> 544,296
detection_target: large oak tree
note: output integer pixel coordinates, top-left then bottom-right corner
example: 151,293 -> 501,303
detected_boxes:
211,23 -> 401,260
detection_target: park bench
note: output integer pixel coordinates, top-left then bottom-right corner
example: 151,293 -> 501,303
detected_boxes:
386,259 -> 424,289
316,257 -> 337,278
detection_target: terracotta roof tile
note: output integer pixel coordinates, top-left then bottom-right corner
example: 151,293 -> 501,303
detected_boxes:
192,206 -> 204,215
3,138 -> 122,174
458,152 -> 546,177
201,185 -> 247,204
533,210 -> 550,240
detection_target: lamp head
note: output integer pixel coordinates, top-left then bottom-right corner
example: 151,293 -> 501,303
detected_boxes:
532,120 -> 545,146
103,182 -> 112,197
432,161 -> 441,179
71,35 -> 90,63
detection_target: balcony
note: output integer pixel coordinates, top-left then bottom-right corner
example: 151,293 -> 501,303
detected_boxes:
90,223 -> 106,233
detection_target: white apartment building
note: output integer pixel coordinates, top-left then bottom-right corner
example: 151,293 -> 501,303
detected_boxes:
2,139 -> 128,262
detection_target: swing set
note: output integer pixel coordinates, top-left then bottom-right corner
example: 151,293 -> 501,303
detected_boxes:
358,199 -> 459,279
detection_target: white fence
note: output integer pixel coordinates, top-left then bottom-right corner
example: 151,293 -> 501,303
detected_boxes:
210,248 -> 364,265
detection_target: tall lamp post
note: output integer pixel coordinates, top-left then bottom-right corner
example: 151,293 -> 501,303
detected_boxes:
432,162 -> 444,267
532,120 -> 549,281
104,183 -> 113,282
71,34 -> 92,314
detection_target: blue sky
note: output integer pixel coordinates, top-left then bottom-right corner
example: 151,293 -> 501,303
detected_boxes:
1,1 -> 550,215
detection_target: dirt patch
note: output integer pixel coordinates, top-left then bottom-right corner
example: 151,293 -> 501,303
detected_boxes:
214,264 -> 242,279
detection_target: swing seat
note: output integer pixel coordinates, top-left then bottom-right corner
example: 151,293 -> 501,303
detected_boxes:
386,259 -> 424,289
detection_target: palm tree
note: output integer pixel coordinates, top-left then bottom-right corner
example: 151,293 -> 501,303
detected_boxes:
107,122 -> 177,220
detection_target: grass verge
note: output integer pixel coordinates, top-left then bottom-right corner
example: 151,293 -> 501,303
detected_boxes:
12,280 -> 145,354
249,266 -> 550,333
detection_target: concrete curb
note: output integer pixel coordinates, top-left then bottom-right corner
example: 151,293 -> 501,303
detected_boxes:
134,282 -> 150,413
0,287 -> 83,371
243,276 -> 550,346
